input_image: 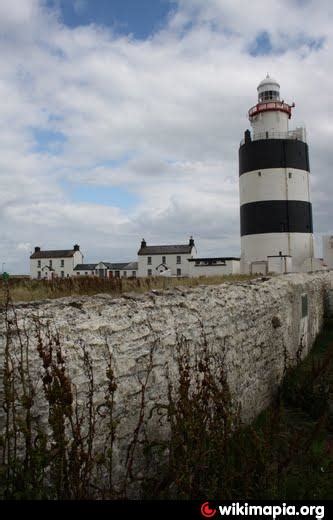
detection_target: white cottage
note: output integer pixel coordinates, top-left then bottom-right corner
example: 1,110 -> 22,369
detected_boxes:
137,237 -> 196,277
30,245 -> 83,279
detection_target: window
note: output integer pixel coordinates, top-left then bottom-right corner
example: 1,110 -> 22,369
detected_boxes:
162,256 -> 166,264
177,268 -> 181,276
37,271 -> 41,279
61,259 -> 64,267
61,271 -> 64,278
67,274 -> 70,278
176,256 -> 181,264
49,260 -> 52,268
37,260 -> 41,268
147,269 -> 152,276
77,272 -> 80,275
115,271 -> 120,278
195,260 -> 200,265
147,256 -> 152,265
288,172 -> 292,179
132,271 -> 136,277
259,90 -> 279,102
258,171 -> 261,177
85,272 -> 88,275
123,271 -> 127,277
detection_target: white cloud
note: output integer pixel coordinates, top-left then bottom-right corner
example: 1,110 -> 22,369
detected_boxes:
0,0 -> 332,272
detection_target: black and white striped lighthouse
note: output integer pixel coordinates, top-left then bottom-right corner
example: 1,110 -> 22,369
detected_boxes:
239,75 -> 314,274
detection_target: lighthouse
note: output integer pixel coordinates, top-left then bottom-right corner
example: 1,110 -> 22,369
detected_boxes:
239,75 -> 314,274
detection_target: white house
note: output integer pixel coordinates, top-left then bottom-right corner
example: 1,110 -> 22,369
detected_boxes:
73,261 -> 138,278
30,245 -> 83,279
137,237 -> 196,277
188,257 -> 240,277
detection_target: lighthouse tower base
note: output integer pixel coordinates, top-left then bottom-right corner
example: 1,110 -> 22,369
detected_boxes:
240,244 -> 325,275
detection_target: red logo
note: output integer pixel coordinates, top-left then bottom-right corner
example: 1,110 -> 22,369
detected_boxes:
201,502 -> 217,518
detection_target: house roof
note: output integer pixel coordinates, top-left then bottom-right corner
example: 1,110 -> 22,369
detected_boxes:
105,262 -> 129,270
138,244 -> 193,256
74,261 -> 138,271
124,261 -> 138,270
30,249 -> 78,259
73,264 -> 97,271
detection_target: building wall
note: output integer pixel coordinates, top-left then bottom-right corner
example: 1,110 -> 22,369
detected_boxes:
239,168 -> 310,205
74,269 -> 95,276
251,110 -> 289,137
109,269 -> 137,278
30,251 -> 83,279
267,256 -> 292,274
188,260 -> 240,277
1,272 -> 332,496
241,233 -> 314,273
138,251 -> 194,278
323,236 -> 333,269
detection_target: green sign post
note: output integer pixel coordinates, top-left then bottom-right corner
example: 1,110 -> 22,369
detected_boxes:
2,272 -> 9,282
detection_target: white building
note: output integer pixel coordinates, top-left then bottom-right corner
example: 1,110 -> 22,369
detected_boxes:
239,75 -> 316,274
323,236 -> 333,269
137,237 -> 196,277
73,261 -> 138,278
188,257 -> 240,277
30,245 -> 83,279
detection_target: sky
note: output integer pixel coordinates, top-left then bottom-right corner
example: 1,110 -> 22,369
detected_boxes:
0,0 -> 333,273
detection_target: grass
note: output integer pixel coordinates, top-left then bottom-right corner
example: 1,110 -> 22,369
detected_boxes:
0,274 -> 256,304
142,319 -> 333,499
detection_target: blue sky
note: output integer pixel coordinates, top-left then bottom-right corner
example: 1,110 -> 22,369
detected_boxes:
46,0 -> 175,39
0,0 -> 332,272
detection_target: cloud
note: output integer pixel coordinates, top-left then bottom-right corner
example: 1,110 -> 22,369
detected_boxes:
0,0 -> 332,272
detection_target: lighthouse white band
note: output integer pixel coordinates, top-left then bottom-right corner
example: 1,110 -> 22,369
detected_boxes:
239,168 -> 311,205
241,233 -> 314,270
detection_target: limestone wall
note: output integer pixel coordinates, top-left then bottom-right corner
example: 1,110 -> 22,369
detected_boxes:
1,271 -> 332,495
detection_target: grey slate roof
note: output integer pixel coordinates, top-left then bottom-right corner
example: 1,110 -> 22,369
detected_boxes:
74,261 -> 138,271
106,263 -> 129,270
124,261 -> 138,270
138,245 -> 193,256
30,249 -> 76,259
73,264 -> 97,271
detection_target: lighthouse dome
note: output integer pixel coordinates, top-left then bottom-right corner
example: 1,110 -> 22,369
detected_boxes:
257,74 -> 280,102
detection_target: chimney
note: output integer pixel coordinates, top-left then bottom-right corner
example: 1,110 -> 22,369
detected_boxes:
141,238 -> 147,249
189,236 -> 195,248
74,244 -> 80,251
34,247 -> 41,253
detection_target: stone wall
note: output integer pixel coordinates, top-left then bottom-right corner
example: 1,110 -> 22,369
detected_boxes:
1,271 -> 332,494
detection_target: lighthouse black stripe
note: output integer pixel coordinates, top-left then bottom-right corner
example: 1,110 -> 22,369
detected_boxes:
240,200 -> 313,236
239,139 -> 310,176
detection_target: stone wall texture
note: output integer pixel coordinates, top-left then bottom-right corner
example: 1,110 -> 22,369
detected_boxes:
1,271 -> 333,494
